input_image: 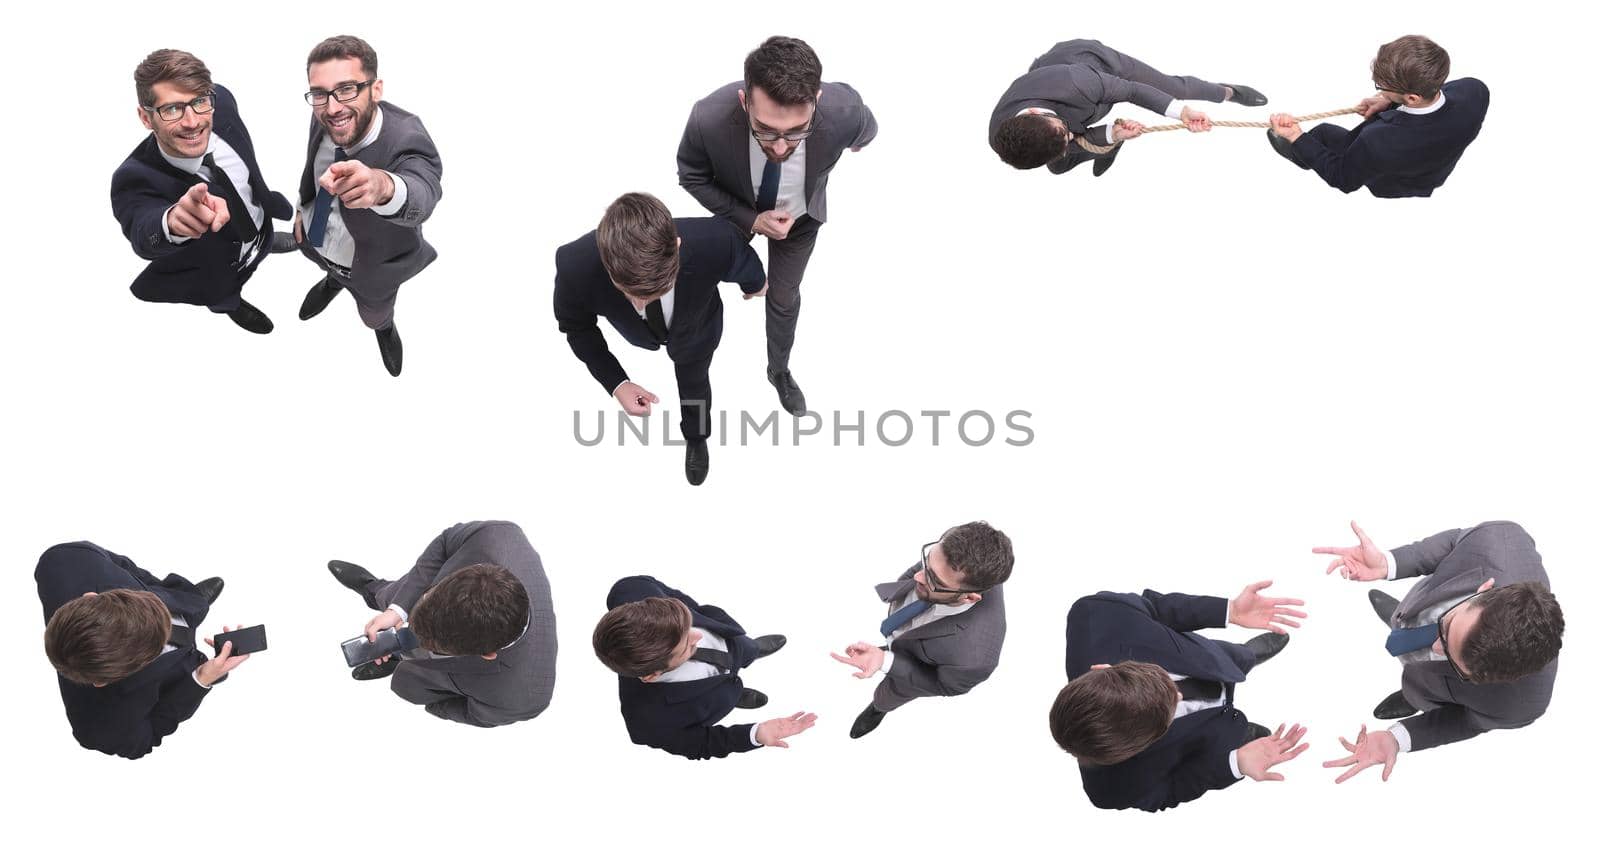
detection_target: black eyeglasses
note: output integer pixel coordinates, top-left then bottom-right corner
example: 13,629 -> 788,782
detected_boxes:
144,94 -> 215,122
747,111 -> 814,145
1436,594 -> 1475,682
305,80 -> 375,107
919,542 -> 967,596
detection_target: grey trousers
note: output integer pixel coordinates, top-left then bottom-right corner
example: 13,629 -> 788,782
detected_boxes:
1057,38 -> 1230,104
764,219 -> 821,373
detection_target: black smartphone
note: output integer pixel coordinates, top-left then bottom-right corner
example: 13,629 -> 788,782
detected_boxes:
341,627 -> 419,667
212,624 -> 268,656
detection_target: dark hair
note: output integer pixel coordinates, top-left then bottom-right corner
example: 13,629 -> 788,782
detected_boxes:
744,36 -> 822,106
597,192 -> 680,299
409,564 -> 530,656
940,521 -> 1014,592
593,597 -> 691,677
1371,35 -> 1449,99
1459,583 -> 1564,683
44,589 -> 171,686
1049,662 -> 1177,765
307,35 -> 378,78
134,49 -> 212,108
993,114 -> 1068,170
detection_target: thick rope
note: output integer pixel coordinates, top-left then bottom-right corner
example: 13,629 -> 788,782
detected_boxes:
1073,107 -> 1361,155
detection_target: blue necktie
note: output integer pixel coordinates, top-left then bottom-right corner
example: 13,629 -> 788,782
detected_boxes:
756,159 -> 781,213
307,147 -> 349,248
880,599 -> 932,637
1385,624 -> 1437,656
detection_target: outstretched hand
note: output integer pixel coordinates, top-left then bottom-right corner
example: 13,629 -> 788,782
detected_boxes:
1314,520 -> 1389,581
830,642 -> 885,678
1229,581 -> 1307,633
1324,723 -> 1399,783
1236,723 -> 1310,781
756,711 -> 818,748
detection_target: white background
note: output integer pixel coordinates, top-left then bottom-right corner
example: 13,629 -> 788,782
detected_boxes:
2,0 -> 1595,842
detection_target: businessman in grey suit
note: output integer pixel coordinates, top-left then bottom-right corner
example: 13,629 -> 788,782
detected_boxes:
292,35 -> 443,376
1314,520 -> 1563,783
677,35 -> 877,415
990,39 -> 1267,175
326,520 -> 558,728
831,522 -> 1013,738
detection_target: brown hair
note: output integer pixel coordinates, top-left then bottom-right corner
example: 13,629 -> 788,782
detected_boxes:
593,597 -> 691,677
133,49 -> 212,108
409,564 -> 530,656
1459,583 -> 1564,683
44,589 -> 171,686
940,521 -> 1015,592
307,35 -> 378,78
744,36 -> 823,107
1050,662 -> 1178,765
1371,36 -> 1450,99
597,193 -> 680,299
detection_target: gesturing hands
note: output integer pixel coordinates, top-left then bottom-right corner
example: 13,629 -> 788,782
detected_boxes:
364,608 -> 405,665
1324,724 -> 1399,783
830,642 -> 885,678
613,381 -> 659,416
1269,113 -> 1303,142
1356,94 -> 1393,119
1112,119 -> 1146,142
753,210 -> 794,240
756,711 -> 818,748
1179,106 -> 1212,132
167,183 -> 232,239
318,160 -> 394,210
1229,581 -> 1307,633
1314,521 -> 1389,581
1236,723 -> 1310,781
196,625 -> 253,686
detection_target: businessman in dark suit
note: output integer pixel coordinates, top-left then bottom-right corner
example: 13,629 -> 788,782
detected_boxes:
594,575 -> 815,759
1267,36 -> 1488,197
111,50 -> 295,334
1314,521 -> 1562,783
678,35 -> 877,415
1051,582 -> 1310,812
36,541 -> 251,759
831,522 -> 1013,739
291,35 -> 443,376
991,39 -> 1268,176
554,193 -> 766,485
326,520 -> 558,728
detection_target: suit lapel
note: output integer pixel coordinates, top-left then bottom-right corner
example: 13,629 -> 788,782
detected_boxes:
299,118 -> 326,206
725,101 -> 756,205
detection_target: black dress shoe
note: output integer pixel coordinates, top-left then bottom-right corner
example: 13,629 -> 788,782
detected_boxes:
1373,689 -> 1419,720
299,277 -> 343,320
1245,632 -> 1290,664
767,368 -> 807,415
685,439 -> 710,486
753,635 -> 787,659
849,704 -> 887,739
1368,589 -> 1400,625
736,688 -> 769,709
1246,722 -> 1272,742
1091,148 -> 1120,177
352,659 -> 399,681
194,577 -> 225,605
225,300 -> 274,334
1222,83 -> 1269,107
1266,128 -> 1307,167
328,560 -> 378,595
376,325 -> 403,377
269,231 -> 299,254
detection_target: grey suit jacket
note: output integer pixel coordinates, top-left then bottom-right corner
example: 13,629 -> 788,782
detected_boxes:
375,521 -> 557,728
296,101 -> 442,300
677,80 -> 877,233
874,565 -> 1007,702
1388,521 -> 1557,750
989,39 -> 1173,155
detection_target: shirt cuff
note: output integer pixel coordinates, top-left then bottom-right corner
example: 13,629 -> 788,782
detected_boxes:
879,650 -> 894,675
191,669 -> 212,689
1384,550 -> 1398,580
370,171 -> 408,216
1163,99 -> 1185,119
1387,723 -> 1412,753
750,723 -> 763,747
1228,748 -> 1243,779
388,603 -> 409,624
162,205 -> 194,244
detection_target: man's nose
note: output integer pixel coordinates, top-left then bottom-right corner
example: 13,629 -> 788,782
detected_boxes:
772,138 -> 790,156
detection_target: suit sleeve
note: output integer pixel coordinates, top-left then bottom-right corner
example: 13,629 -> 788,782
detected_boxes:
381,117 -> 443,228
1290,122 -> 1384,193
553,258 -> 629,394
842,85 -> 879,150
677,104 -> 758,234
83,667 -> 212,760
1086,67 -> 1174,117
629,718 -> 761,760
720,223 -> 767,294
1138,742 -> 1242,812
1389,527 -> 1471,580
1137,590 -> 1229,633
110,166 -> 190,261
880,647 -> 994,699
216,86 -> 291,221
391,674 -> 505,729
387,522 -> 482,611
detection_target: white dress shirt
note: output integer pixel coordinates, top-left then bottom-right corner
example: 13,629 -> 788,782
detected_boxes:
874,591 -> 976,674
747,136 -> 807,220
652,628 -> 765,747
159,135 -> 264,262
1397,91 -> 1447,116
301,107 -> 408,268
632,287 -> 676,327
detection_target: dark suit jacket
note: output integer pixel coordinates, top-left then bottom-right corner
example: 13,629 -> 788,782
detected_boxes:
989,40 -> 1174,175
677,81 -> 877,232
110,84 -> 293,305
875,565 -> 1006,701
606,575 -> 762,760
1387,521 -> 1557,750
1065,590 -> 1254,812
295,101 -> 442,299
553,217 -> 765,392
1292,78 -> 1489,197
35,541 -> 215,759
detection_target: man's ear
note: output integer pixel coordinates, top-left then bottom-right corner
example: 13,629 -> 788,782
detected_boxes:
371,79 -> 384,103
963,592 -> 983,605
640,671 -> 662,683
1477,578 -> 1496,593
738,89 -> 747,110
479,652 -> 498,661
137,106 -> 153,132
814,88 -> 823,104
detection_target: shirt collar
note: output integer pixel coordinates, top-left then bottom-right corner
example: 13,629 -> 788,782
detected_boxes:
1398,91 -> 1447,116
1017,107 -> 1058,118
337,104 -> 385,155
157,134 -> 216,175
